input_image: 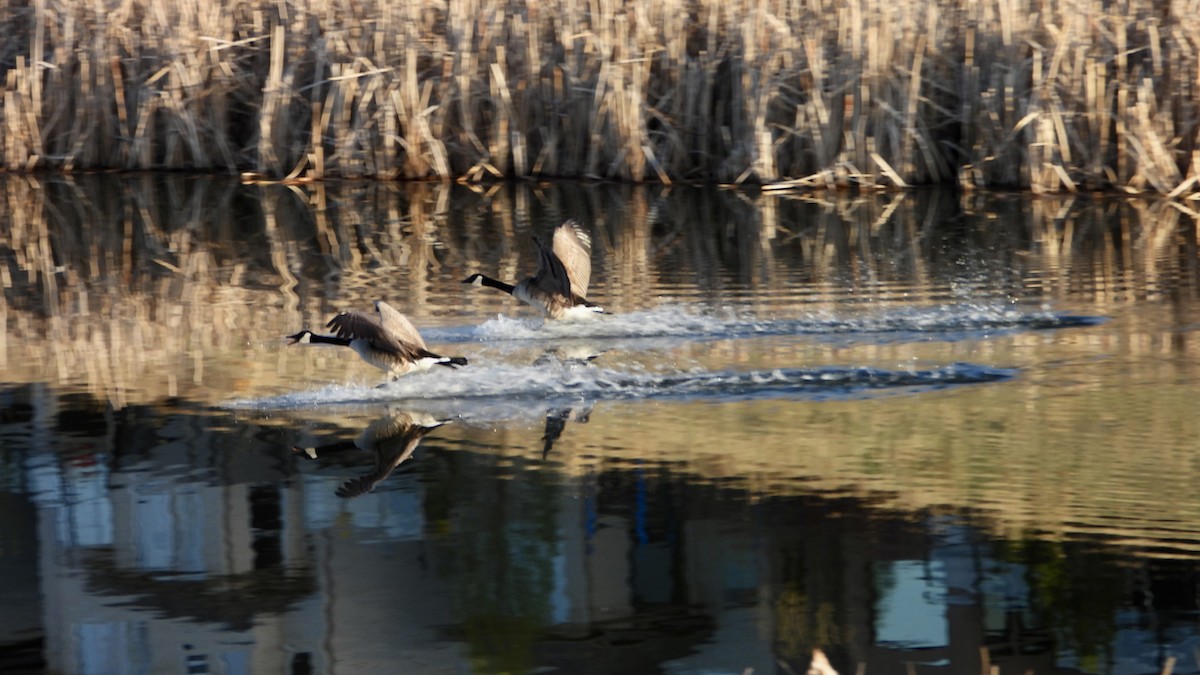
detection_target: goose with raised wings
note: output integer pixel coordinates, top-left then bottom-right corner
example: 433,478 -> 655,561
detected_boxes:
462,219 -> 604,319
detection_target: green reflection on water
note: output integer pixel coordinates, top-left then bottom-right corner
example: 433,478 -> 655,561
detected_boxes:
427,450 -> 561,674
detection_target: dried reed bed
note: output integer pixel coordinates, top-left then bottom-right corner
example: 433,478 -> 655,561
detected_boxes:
1,0 -> 1199,194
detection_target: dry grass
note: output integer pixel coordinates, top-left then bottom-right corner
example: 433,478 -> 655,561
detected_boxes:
1,0 -> 1199,194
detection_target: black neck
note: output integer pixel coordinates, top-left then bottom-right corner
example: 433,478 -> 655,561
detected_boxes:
310,333 -> 352,346
478,275 -> 516,294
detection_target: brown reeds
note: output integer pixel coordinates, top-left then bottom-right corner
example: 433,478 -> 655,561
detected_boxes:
1,0 -> 1199,195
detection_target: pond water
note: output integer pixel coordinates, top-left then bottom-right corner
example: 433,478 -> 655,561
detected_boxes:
1,176 -> 1198,675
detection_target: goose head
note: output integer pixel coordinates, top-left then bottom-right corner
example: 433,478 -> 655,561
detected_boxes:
286,330 -> 314,345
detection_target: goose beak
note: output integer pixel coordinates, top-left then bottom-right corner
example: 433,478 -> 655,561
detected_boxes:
285,331 -> 306,345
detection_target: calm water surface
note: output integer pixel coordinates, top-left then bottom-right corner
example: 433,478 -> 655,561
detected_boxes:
1,176 -> 1199,674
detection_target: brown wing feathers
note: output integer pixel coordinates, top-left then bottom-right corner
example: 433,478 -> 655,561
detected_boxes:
551,220 -> 592,299
326,308 -> 427,361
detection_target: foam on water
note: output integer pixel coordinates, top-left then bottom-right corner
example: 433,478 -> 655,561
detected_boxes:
240,301 -> 1090,423
419,303 -> 1102,346
227,360 -> 1015,424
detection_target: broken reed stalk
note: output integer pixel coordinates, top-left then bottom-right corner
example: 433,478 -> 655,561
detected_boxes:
1,0 -> 1198,196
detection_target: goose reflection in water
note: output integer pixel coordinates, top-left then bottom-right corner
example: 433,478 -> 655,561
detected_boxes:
541,406 -> 593,459
292,410 -> 449,498
533,344 -> 604,458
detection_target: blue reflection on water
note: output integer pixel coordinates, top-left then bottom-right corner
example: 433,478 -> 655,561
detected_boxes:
875,560 -> 949,649
2,393 -> 1199,675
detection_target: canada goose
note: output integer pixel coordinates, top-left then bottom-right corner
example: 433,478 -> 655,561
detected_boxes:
462,219 -> 605,319
286,300 -> 468,380
292,411 -> 449,498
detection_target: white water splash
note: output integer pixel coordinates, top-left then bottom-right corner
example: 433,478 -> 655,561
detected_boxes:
225,361 -> 1015,421
418,303 -> 1100,346
243,301 -> 1087,422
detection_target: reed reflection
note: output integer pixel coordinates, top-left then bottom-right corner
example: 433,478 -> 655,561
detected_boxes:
2,174 -> 1196,406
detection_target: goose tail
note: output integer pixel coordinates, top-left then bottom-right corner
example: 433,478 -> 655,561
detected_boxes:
438,356 -> 469,368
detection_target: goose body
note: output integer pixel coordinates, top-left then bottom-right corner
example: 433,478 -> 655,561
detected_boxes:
463,220 -> 604,319
286,300 -> 467,380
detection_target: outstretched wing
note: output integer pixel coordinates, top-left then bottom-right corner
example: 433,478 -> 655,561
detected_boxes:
326,311 -> 395,348
374,300 -> 428,350
326,307 -> 420,359
531,235 -> 575,299
551,220 -> 593,299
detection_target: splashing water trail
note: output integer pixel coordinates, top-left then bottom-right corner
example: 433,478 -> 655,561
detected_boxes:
232,302 -> 1096,423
